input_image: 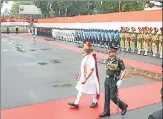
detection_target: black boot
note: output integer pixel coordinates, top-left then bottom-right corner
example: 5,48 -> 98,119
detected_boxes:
121,104 -> 128,115
68,102 -> 79,108
90,102 -> 98,108
99,110 -> 110,117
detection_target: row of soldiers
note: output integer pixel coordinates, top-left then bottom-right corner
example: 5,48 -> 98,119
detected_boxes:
37,27 -> 52,37
52,28 -> 76,41
50,27 -> 162,58
121,27 -> 163,58
51,28 -> 121,49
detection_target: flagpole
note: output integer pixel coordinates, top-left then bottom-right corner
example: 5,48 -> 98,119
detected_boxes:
119,1 -> 122,12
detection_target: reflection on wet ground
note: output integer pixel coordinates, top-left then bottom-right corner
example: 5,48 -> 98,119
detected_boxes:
49,59 -> 60,64
52,83 -> 73,88
41,48 -> 52,51
38,59 -> 61,65
29,48 -> 52,51
38,62 -> 48,65
15,47 -> 26,53
29,49 -> 36,51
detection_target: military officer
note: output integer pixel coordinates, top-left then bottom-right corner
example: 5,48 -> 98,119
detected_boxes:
137,27 -> 143,55
125,27 -> 130,52
130,27 -> 136,53
99,45 -> 128,118
159,27 -> 163,58
152,27 -> 159,57
120,27 -> 126,51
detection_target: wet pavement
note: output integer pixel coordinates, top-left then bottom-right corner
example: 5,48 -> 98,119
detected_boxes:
1,34 -> 162,119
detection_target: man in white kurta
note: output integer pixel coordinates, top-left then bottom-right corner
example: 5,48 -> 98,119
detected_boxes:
68,42 -> 100,108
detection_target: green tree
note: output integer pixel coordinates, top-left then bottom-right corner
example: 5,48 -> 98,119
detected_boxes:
33,1 -> 51,18
122,1 -> 144,12
33,1 -> 146,18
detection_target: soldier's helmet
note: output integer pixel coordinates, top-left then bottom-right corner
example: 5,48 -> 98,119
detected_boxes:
154,27 -> 158,33
145,27 -> 149,31
138,27 -> 142,31
149,27 -> 153,32
125,27 -> 130,32
121,27 -> 124,32
131,27 -> 136,32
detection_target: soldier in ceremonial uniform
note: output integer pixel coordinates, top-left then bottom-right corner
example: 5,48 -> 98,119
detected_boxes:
104,30 -> 109,48
91,29 -> 96,46
159,27 -> 163,58
78,29 -> 82,43
137,27 -> 144,55
96,30 -> 100,47
101,29 -> 106,48
120,27 -> 126,51
143,27 -> 150,56
16,26 -> 18,34
152,27 -> 159,57
99,45 -> 128,118
7,27 -> 9,34
110,30 -> 115,48
81,29 -> 85,43
113,30 -> 121,49
84,29 -> 88,43
94,29 -> 98,46
148,27 -> 153,55
75,29 -> 79,43
125,27 -> 130,52
130,27 -> 136,53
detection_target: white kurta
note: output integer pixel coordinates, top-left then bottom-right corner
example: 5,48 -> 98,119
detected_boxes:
75,55 -> 100,94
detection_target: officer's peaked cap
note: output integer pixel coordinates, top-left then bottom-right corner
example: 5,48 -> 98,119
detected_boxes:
108,45 -> 118,52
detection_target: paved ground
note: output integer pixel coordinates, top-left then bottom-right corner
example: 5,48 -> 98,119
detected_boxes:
1,34 -> 162,119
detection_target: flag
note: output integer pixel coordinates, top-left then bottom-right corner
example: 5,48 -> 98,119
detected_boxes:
100,0 -> 103,9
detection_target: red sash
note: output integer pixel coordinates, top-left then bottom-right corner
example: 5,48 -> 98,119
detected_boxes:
92,51 -> 100,100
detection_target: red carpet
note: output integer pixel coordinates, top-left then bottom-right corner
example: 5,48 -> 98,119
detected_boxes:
1,82 -> 162,119
18,34 -> 162,75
